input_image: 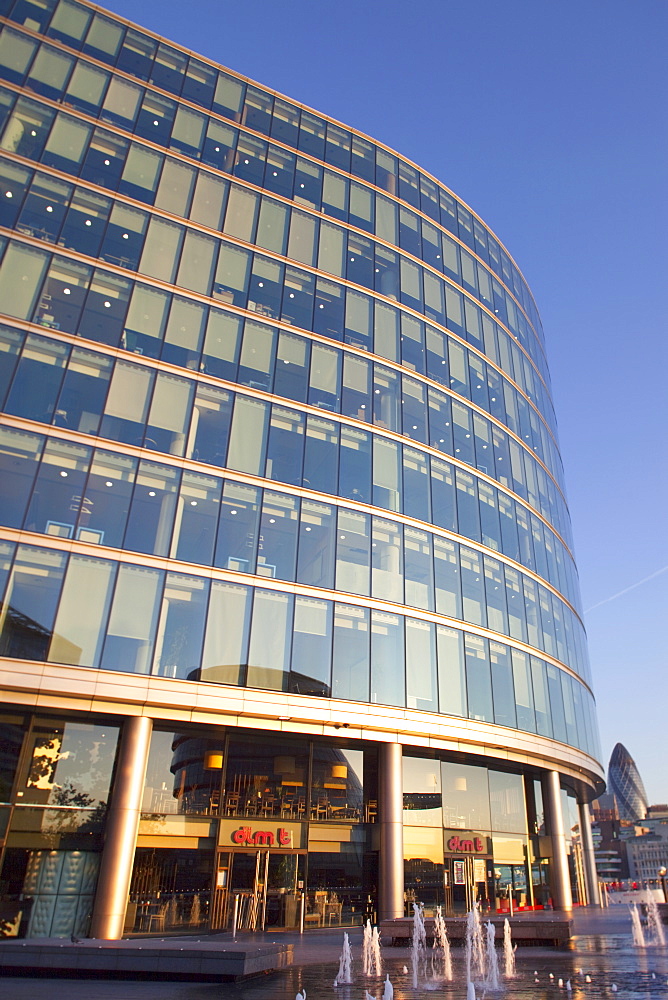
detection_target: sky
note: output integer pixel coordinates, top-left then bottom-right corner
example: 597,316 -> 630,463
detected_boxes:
102,0 -> 668,802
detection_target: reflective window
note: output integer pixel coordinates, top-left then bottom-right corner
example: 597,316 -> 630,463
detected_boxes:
488,771 -> 526,833
441,761 -> 490,831
406,617 -> 437,712
19,719 -> 118,809
371,516 -> 402,603
246,589 -> 293,691
404,527 -> 433,611
490,640 -> 516,728
265,405 -> 304,486
403,756 -> 442,827
0,544 -> 66,660
465,633 -> 493,722
214,481 -> 260,573
78,448 -> 136,548
24,437 -> 91,538
0,426 -> 43,528
434,536 -> 461,618
100,562 -> 163,674
172,471 -> 221,565
296,499 -> 336,589
371,610 -> 404,707
189,383 -> 232,466
152,572 -> 209,680
303,414 -> 338,494
437,625 -> 466,718
123,460 -> 179,556
48,553 -> 115,666
200,581 -> 251,686
5,334 -> 67,423
257,491 -> 298,581
336,509 -> 369,597
290,597 -> 331,696
511,650 -> 535,733
332,603 -> 369,702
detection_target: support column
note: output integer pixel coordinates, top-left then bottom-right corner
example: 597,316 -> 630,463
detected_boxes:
378,741 -> 404,921
90,715 -> 153,939
542,769 -> 573,911
578,799 -> 601,906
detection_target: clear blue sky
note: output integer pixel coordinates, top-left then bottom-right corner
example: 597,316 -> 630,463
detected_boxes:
103,0 -> 668,802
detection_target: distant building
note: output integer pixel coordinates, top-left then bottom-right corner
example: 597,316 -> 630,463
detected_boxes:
608,744 -> 649,822
627,824 -> 668,884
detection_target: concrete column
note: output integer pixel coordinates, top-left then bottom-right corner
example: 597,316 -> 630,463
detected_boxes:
542,769 -> 573,911
90,715 -> 153,939
578,799 -> 601,906
378,741 -> 404,921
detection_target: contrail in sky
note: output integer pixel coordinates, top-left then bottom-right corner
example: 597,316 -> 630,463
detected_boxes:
585,564 -> 668,614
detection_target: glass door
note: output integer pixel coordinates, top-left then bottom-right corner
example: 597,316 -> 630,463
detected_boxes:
446,856 -> 491,914
265,852 -> 303,928
217,850 -> 304,930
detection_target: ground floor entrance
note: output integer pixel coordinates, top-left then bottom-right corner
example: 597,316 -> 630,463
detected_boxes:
210,850 -> 305,931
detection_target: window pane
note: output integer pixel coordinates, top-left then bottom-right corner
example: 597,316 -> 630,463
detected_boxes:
214,481 -> 260,573
437,625 -> 466,718
172,471 -> 221,565
335,508 -> 369,596
371,610 -> 404,707
188,383 -> 232,466
0,426 -> 43,528
48,554 -> 115,666
78,448 -> 136,548
297,499 -> 335,589
406,617 -> 437,712
441,761 -> 490,830
0,243 -> 48,319
123,460 -> 179,556
465,633 -> 493,722
246,589 -> 292,691
227,395 -> 268,475
488,770 -> 525,833
200,581 -> 251,686
152,573 -> 209,680
24,437 -> 91,537
100,564 -> 163,674
371,517 -> 402,603
0,544 -> 66,660
490,640 -> 516,728
290,597 -> 332,696
258,491 -> 298,581
332,603 -> 369,702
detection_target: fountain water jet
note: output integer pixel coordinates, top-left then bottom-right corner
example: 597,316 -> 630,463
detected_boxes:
465,904 -> 485,984
430,905 -> 452,981
646,896 -> 666,946
382,974 -> 393,1000
362,920 -> 382,976
411,903 -> 428,989
483,921 -> 500,990
334,931 -> 353,985
371,925 -> 383,976
503,918 -> 516,978
630,904 -> 646,947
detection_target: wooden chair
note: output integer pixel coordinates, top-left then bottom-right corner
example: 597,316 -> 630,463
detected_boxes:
225,791 -> 240,815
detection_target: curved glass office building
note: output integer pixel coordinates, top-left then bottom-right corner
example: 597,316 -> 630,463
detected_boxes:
608,743 -> 648,823
0,0 -> 604,939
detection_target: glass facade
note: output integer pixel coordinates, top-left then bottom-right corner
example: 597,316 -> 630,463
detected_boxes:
0,0 -> 603,937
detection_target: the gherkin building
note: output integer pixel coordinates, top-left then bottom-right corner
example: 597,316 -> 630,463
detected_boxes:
608,743 -> 649,822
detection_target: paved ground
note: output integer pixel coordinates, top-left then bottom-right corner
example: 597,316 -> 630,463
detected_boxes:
1,906 -> 664,1000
